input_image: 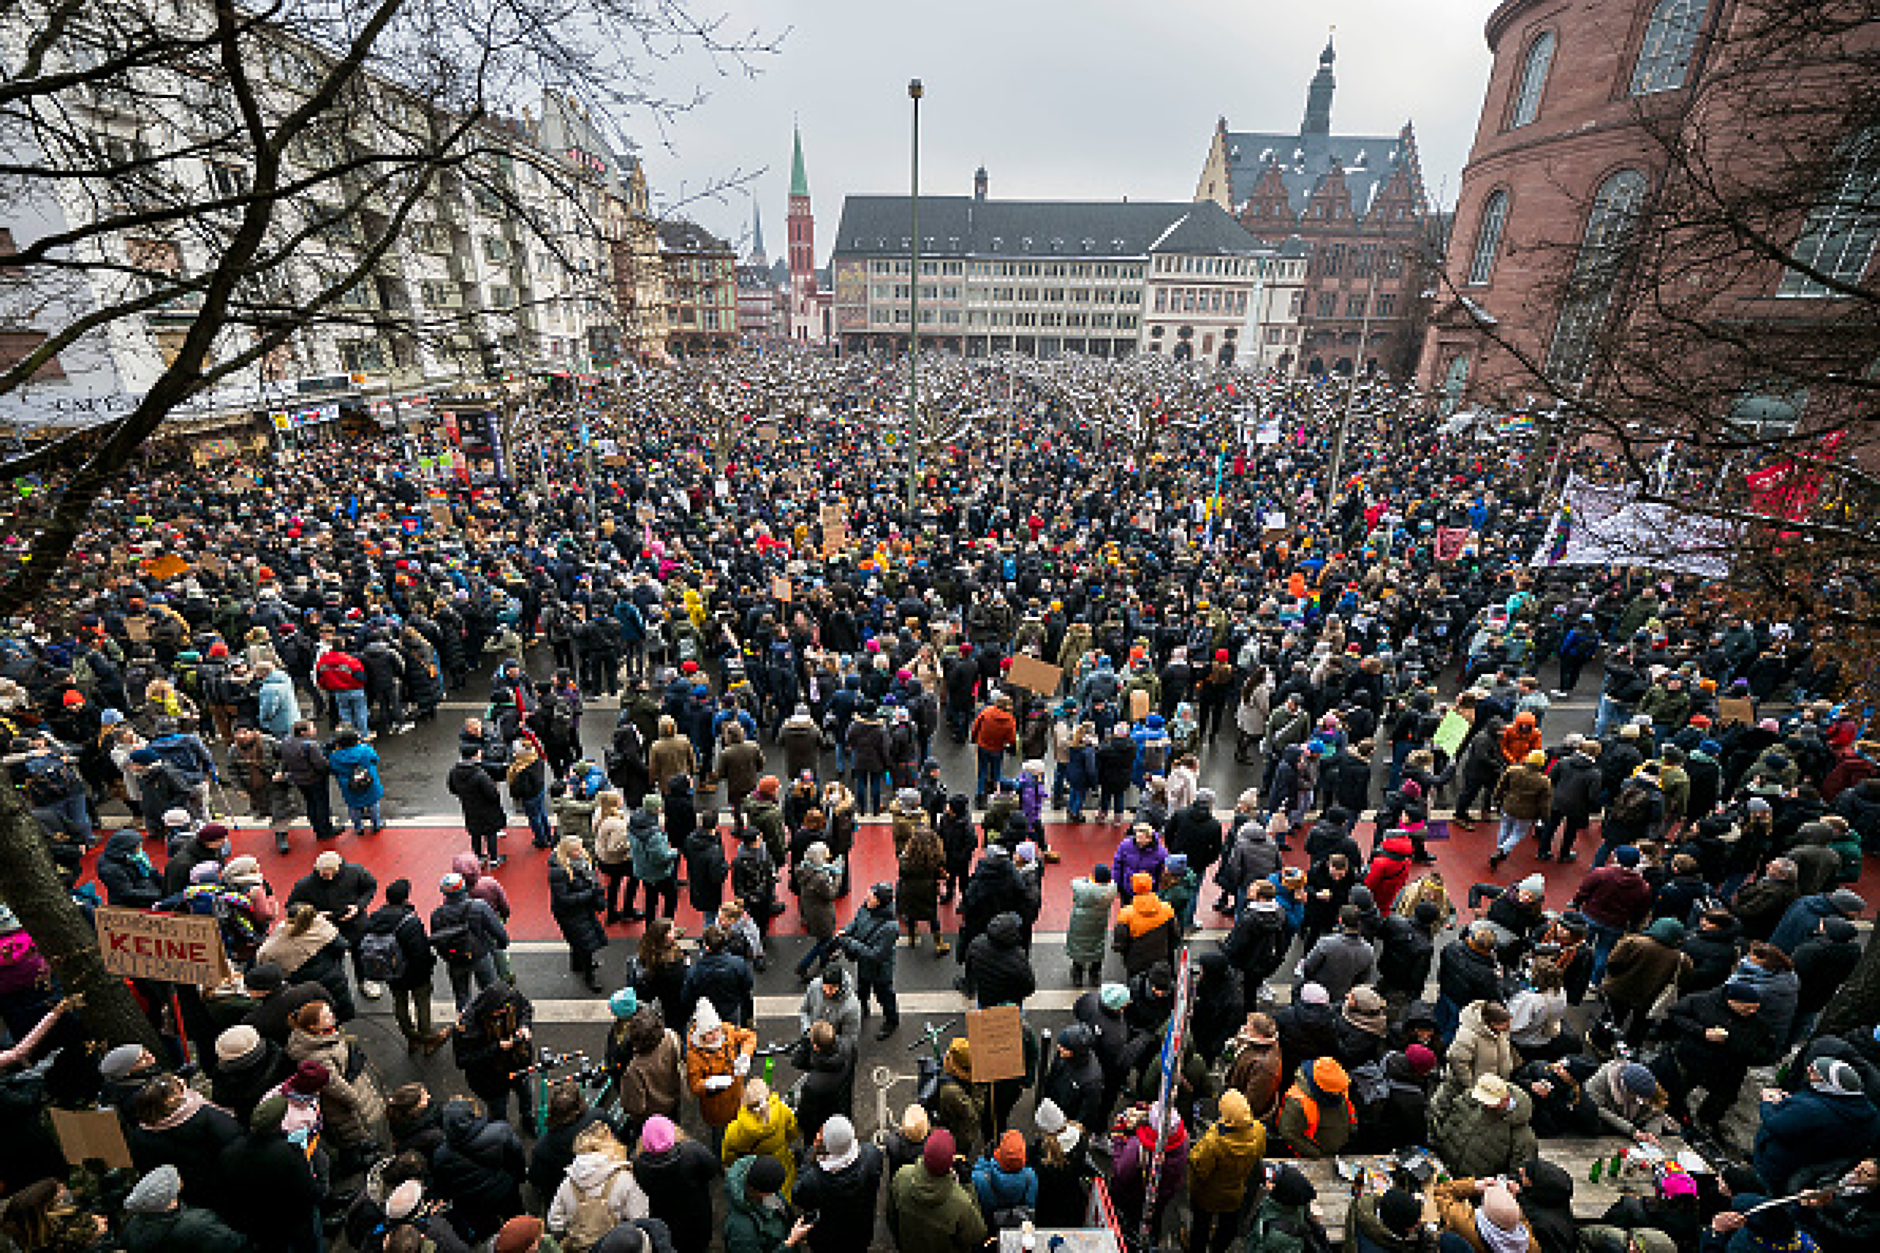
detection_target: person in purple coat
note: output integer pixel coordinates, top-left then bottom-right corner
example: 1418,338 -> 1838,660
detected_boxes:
1112,823 -> 1167,892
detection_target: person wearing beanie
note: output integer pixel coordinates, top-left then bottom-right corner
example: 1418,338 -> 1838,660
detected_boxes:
493,1215 -> 549,1253
722,1150 -> 803,1253
1431,1176 -> 1536,1253
1274,982 -> 1340,1085
1587,1057 -> 1677,1143
1655,977 -> 1775,1131
1769,886 -> 1868,956
1753,1060 -> 1880,1193
1571,845 -> 1653,984
1113,868 -> 1179,980
119,1160 -> 250,1251
1347,1182 -> 1435,1253
971,1129 -> 1039,1227
1275,1057 -> 1356,1158
684,994 -> 758,1151
216,1093 -> 325,1251
209,1023 -> 287,1126
632,1112 -> 722,1253
1246,1163 -> 1326,1251
887,1126 -> 986,1253
795,1114 -> 886,1253
1489,746 -> 1553,866
1188,1089 -> 1267,1253
1600,917 -> 1694,1048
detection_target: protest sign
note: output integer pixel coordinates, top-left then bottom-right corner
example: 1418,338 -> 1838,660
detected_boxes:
1006,654 -> 1062,697
966,1005 -> 1026,1083
97,908 -> 227,985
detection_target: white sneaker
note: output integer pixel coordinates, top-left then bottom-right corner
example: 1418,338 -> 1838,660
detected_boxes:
361,981 -> 386,1000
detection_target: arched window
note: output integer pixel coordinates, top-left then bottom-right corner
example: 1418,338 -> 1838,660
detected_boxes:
1467,190 -> 1510,285
1547,169 -> 1650,384
1631,0 -> 1706,95
1509,31 -> 1554,128
1778,129 -> 1880,297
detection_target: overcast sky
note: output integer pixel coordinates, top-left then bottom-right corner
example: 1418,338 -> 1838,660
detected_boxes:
627,0 -> 1496,259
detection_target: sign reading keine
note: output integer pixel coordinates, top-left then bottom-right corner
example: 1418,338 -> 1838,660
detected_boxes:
96,908 -> 228,985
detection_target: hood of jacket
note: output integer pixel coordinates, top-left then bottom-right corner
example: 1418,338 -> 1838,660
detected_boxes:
986,911 -> 1024,948
1521,1158 -> 1574,1209
441,1099 -> 502,1152
103,827 -> 147,860
450,852 -> 484,885
566,1150 -> 630,1192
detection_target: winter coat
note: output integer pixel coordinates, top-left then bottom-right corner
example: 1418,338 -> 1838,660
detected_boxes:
1274,1063 -> 1356,1158
430,1100 -> 526,1236
896,826 -> 945,924
1440,1001 -> 1515,1111
119,1203 -> 249,1253
548,855 -> 608,957
634,1139 -> 721,1253
1430,1181 -> 1540,1253
795,860 -> 841,939
1219,820 -> 1282,894
1493,763 -> 1552,820
1364,835 -> 1415,911
285,862 -> 378,945
680,952 -> 753,1030
1111,835 -> 1168,890
1065,877 -> 1117,965
628,809 -> 679,883
98,827 -> 164,907
327,742 -> 383,807
1549,751 -> 1603,817
721,1094 -> 800,1197
1572,865 -> 1652,930
546,1151 -> 650,1240
1665,989 -> 1775,1073
1437,939 -> 1503,1011
647,735 -> 697,796
215,1130 -> 324,1249
965,912 -> 1036,1006
1297,931 -> 1379,1003
1347,1194 -> 1441,1253
886,1157 -> 988,1253
1681,919 -> 1744,993
1376,915 -> 1436,996
1753,1087 -> 1880,1191
285,1024 -> 386,1147
1793,927 -> 1863,1014
255,669 -> 301,740
1186,1118 -> 1267,1214
124,1100 -> 244,1213
362,902 -> 436,992
795,1146 -> 886,1253
1433,1088 -> 1538,1180
1601,933 -> 1691,1008
838,901 -> 900,986
685,1026 -> 757,1128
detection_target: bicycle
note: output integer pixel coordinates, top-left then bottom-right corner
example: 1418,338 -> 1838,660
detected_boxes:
869,1017 -> 956,1144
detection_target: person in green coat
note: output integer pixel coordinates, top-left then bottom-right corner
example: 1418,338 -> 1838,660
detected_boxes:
1245,1163 -> 1329,1253
1064,865 -> 1117,986
886,1130 -> 987,1253
117,1165 -> 248,1253
724,1153 -> 811,1253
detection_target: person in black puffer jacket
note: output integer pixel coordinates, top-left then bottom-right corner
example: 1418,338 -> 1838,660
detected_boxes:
428,1096 -> 526,1243
208,1025 -> 287,1128
1679,909 -> 1743,993
792,1020 -> 858,1151
1435,925 -> 1503,1039
1516,1157 -> 1580,1253
963,911 -> 1036,1008
386,1083 -> 448,1161
1833,777 -> 1880,852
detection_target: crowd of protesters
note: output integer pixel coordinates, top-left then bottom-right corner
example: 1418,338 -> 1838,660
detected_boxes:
0,351 -> 1872,1253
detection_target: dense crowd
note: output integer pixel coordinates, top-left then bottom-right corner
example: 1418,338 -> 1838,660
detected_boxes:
0,352 -> 1873,1253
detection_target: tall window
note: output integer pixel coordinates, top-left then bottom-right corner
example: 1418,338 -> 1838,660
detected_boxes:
1778,130 -> 1880,297
1631,0 -> 1705,95
1509,31 -> 1554,127
1439,354 -> 1470,415
1546,169 -> 1650,385
1467,190 -> 1510,285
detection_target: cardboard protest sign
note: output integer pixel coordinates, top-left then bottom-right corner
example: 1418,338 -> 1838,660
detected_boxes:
1716,697 -> 1755,727
966,1005 -> 1026,1083
96,907 -> 228,985
1006,654 -> 1062,697
430,504 -> 453,533
123,616 -> 150,643
772,576 -> 792,602
51,1107 -> 133,1169
1128,688 -> 1151,722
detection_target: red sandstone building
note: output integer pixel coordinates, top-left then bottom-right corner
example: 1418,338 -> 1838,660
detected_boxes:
1419,0 -> 1880,425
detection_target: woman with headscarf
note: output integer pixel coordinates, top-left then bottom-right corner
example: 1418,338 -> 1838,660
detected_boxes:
548,835 -> 608,991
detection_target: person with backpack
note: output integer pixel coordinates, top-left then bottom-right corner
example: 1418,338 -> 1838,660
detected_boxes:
327,724 -> 384,838
546,1122 -> 650,1252
280,719 -> 338,845
431,871 -> 508,1011
449,740 -> 510,867
1596,766 -> 1664,866
286,850 -> 380,999
16,733 -> 92,862
972,1131 -> 1039,1231
362,878 -> 449,1056
508,741 -> 553,849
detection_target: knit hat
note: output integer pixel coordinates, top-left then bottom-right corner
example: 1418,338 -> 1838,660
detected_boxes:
1034,1098 -> 1067,1135
1723,981 -> 1762,1005
494,1215 -> 546,1253
1812,1060 -> 1863,1096
1378,1187 -> 1423,1237
1217,1089 -> 1253,1129
821,1115 -> 858,1167
1099,983 -> 1131,1012
610,988 -> 639,1019
1621,1062 -> 1660,1096
386,1180 -> 425,1222
288,1059 -> 330,1095
691,999 -> 723,1034
1312,1057 -> 1349,1095
1131,872 -> 1154,895
123,1165 -> 181,1214
901,1104 -> 930,1140
1405,1044 -> 1438,1076
743,1077 -> 770,1110
1269,1163 -> 1316,1207
215,1025 -> 263,1067
244,961 -> 284,993
1299,982 -> 1330,1006
756,775 -> 781,798
944,1038 -> 973,1082
1614,845 -> 1641,867
640,1115 -> 677,1155
223,855 -> 262,888
1828,888 -> 1867,916
1525,749 -> 1545,767
995,1129 -> 1027,1171
1515,874 -> 1544,896
1659,1171 -> 1698,1199
99,1043 -> 147,1082
129,749 -> 161,765
923,1128 -> 957,1175
439,872 -> 466,894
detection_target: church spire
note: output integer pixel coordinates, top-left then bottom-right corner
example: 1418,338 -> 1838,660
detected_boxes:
750,202 -> 767,266
1302,31 -> 1335,137
790,123 -> 809,199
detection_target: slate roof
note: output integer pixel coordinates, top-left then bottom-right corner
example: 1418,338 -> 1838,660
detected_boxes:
1221,129 -> 1415,219
656,220 -> 734,255
831,196 -> 1264,260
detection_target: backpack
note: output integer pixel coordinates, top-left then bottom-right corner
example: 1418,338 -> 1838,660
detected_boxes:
544,692 -> 577,741
358,926 -> 408,982
1346,1059 -> 1392,1111
563,1162 -> 628,1252
1609,783 -> 1652,826
149,737 -> 207,786
988,1202 -> 1036,1231
24,755 -> 77,806
430,900 -> 475,965
348,761 -> 375,793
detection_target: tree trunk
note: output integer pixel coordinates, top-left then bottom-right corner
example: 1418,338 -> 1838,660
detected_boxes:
1815,933 -> 1880,1042
0,783 -> 159,1048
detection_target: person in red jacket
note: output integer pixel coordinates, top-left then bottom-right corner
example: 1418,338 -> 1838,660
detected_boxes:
315,644 -> 370,738
970,693 -> 1018,807
1572,844 -> 1653,982
1364,830 -> 1416,911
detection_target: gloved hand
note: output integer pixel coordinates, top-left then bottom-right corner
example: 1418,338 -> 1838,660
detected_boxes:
733,1055 -> 750,1077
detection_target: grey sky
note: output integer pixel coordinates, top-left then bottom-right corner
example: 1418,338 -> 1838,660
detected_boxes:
631,0 -> 1495,259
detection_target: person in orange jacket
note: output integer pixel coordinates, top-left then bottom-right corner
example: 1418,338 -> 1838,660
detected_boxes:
970,693 -> 1019,807
685,998 -> 758,1154
1499,711 -> 1542,765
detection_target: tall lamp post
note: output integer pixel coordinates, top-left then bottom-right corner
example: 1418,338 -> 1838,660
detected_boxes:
906,78 -> 923,514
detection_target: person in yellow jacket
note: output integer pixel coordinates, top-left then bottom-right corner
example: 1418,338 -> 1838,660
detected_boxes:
1186,1089 -> 1267,1253
720,1076 -> 801,1198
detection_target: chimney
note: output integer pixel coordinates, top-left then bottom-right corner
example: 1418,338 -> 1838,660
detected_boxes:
974,166 -> 988,201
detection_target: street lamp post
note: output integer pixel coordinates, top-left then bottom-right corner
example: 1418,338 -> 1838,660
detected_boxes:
907,78 -> 923,515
